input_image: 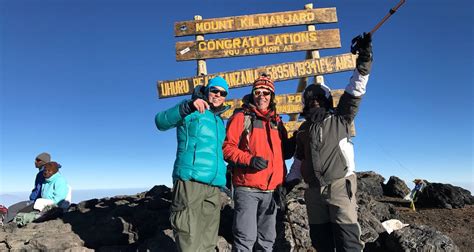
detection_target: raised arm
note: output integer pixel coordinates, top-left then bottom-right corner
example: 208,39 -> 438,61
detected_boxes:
337,33 -> 373,123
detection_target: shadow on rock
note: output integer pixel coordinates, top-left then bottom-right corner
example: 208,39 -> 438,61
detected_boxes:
62,185 -> 176,251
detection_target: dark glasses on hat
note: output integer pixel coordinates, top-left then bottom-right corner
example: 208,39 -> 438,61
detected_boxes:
35,158 -> 42,162
253,90 -> 271,96
209,87 -> 228,97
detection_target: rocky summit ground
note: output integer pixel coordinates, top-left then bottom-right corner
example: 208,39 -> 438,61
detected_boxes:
1,172 -> 472,251
397,204 -> 474,252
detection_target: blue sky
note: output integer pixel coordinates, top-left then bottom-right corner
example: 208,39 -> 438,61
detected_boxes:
1,0 -> 473,194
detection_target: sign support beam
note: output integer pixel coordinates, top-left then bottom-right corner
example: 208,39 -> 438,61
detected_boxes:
195,15 -> 207,76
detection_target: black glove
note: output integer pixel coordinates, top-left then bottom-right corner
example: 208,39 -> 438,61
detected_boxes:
273,185 -> 287,212
351,32 -> 373,75
250,156 -> 268,170
179,99 -> 197,117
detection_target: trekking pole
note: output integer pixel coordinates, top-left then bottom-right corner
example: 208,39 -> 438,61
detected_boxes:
351,0 -> 406,54
369,0 -> 406,36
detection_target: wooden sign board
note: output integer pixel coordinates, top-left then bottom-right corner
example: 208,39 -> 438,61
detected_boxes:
158,53 -> 356,98
176,29 -> 340,61
284,121 -> 303,137
175,8 -> 337,36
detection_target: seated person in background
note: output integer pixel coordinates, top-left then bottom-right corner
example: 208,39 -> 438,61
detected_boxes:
37,161 -> 69,209
30,152 -> 52,202
11,161 -> 70,226
5,152 -> 52,223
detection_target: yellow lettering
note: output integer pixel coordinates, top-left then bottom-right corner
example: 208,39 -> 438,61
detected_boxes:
265,36 -> 275,46
233,38 -> 241,49
240,17 -> 250,28
206,41 -> 215,50
259,16 -> 269,26
227,72 -> 238,87
274,35 -> 282,45
282,45 -> 293,51
196,22 -> 204,32
295,62 -> 305,76
241,37 -> 250,48
292,33 -> 301,43
160,82 -> 170,96
215,40 -> 224,50
198,42 -> 206,51
287,64 -> 296,78
163,81 -> 185,96
192,78 -> 204,87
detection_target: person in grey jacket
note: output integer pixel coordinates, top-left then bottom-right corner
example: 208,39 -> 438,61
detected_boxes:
295,33 -> 373,252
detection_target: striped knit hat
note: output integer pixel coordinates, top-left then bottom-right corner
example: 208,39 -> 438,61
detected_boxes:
252,73 -> 275,93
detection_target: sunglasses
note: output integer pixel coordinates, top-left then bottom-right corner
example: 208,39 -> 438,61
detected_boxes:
253,90 -> 271,96
209,88 -> 228,97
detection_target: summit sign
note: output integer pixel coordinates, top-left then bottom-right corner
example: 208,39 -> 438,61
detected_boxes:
175,8 -> 337,36
176,29 -> 341,61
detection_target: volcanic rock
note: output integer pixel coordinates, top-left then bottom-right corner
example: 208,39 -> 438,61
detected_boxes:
383,176 -> 410,198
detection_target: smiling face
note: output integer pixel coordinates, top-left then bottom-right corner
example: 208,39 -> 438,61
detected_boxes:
207,86 -> 227,107
252,88 -> 272,111
43,162 -> 59,179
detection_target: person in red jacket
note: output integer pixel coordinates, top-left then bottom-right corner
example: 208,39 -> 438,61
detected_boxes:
223,74 -> 294,251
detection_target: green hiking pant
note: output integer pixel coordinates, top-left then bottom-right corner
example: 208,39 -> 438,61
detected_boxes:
170,179 -> 221,252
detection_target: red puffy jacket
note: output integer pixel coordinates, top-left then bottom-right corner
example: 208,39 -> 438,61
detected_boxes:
223,105 -> 288,191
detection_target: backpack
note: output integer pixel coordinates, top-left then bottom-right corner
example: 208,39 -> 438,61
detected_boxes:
0,205 -> 7,226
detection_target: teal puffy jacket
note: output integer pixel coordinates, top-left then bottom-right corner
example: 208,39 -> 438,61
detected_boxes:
155,99 -> 227,187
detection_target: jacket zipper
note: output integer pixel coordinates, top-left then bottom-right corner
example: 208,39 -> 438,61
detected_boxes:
210,113 -> 219,185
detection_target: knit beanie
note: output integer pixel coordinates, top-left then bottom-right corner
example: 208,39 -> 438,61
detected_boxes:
205,76 -> 229,94
252,74 -> 275,93
36,152 -> 51,164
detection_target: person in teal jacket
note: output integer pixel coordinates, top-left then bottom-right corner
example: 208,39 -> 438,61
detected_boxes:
155,76 -> 230,252
41,161 -> 68,205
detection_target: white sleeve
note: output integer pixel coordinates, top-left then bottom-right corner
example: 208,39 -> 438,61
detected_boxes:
345,69 -> 369,97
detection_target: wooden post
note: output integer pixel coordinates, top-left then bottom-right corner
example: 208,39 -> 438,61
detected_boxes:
195,15 -> 207,76
289,3 -> 325,121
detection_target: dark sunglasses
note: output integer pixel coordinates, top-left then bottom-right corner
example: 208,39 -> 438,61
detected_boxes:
253,90 -> 271,96
209,88 -> 228,97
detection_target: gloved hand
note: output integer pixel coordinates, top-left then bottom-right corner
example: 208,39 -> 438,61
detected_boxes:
250,156 -> 268,171
351,32 -> 373,75
179,98 -> 209,117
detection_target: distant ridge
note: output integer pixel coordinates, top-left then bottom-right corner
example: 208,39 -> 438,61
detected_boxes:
0,188 -> 149,207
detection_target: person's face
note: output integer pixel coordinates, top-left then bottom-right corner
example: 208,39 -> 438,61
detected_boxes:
207,86 -> 227,107
35,158 -> 43,168
252,88 -> 272,111
43,165 -> 57,178
309,95 -> 329,109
